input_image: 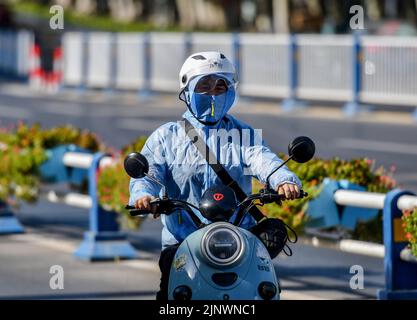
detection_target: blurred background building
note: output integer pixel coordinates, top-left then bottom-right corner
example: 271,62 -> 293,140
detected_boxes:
1,0 -> 417,35
2,0 -> 416,73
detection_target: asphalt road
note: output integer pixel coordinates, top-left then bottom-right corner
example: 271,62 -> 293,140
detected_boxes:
0,83 -> 399,299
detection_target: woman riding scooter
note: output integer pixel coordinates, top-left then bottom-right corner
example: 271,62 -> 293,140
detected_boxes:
129,51 -> 302,300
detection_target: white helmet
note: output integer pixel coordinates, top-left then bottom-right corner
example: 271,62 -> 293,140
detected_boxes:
179,51 -> 237,90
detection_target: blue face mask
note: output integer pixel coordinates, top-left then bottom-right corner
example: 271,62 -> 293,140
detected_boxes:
185,74 -> 237,125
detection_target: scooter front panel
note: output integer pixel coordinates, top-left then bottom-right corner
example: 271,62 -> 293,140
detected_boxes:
168,222 -> 280,300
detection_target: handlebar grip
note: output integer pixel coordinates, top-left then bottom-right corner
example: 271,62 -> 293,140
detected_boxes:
129,209 -> 151,217
299,190 -> 308,198
125,205 -> 152,217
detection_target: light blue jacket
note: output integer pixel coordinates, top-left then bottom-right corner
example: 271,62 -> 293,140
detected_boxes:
129,110 -> 301,249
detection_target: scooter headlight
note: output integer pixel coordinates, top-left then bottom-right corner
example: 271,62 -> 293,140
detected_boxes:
201,223 -> 244,266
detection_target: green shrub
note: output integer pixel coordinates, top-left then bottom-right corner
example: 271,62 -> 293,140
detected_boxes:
403,208 -> 417,258
0,123 -> 102,203
258,156 -> 396,235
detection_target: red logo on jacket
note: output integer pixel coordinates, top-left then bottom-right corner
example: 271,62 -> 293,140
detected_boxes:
213,193 -> 224,201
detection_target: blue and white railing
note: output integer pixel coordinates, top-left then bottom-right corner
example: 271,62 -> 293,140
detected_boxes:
307,179 -> 417,300
0,30 -> 34,79
1,30 -> 416,117
0,147 -> 137,261
58,31 -> 417,118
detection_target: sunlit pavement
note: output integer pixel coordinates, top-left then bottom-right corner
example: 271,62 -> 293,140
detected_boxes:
0,236 -> 159,300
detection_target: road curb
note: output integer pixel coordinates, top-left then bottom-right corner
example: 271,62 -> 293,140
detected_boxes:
299,235 -> 384,258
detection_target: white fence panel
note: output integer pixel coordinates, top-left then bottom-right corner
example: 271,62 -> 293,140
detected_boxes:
149,32 -> 185,92
191,33 -> 234,62
239,34 -> 290,98
115,33 -> 145,89
63,32 -> 84,86
16,30 -> 33,77
86,32 -> 113,88
0,30 -> 32,77
297,35 -> 353,102
360,36 -> 417,106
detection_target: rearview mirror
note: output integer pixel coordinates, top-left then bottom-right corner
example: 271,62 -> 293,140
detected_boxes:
288,136 -> 315,163
124,152 -> 149,179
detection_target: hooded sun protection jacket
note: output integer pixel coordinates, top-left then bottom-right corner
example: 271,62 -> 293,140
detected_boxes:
129,52 -> 302,249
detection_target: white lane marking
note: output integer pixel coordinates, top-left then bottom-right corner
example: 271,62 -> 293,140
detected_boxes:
335,138 -> 417,155
0,105 -> 32,119
40,103 -> 84,116
116,118 -> 165,131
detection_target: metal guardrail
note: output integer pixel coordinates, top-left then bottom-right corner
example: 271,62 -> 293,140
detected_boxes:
307,179 -> 417,300
360,36 -> 417,107
239,33 -> 290,98
296,35 -> 354,102
1,30 -> 416,117
62,32 -> 85,87
116,33 -> 146,90
149,32 -> 187,92
0,147 -> 137,261
57,32 -> 417,118
0,30 -> 34,78
334,189 -> 417,210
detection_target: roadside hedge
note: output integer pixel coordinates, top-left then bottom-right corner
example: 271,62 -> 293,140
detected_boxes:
0,122 -> 102,203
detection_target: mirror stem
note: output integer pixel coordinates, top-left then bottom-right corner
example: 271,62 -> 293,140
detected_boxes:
144,173 -> 168,198
265,155 -> 293,190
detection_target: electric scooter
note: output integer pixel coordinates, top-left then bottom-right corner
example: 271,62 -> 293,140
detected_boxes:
124,136 -> 315,300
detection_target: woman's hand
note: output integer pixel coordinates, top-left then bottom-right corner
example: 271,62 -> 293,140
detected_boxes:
134,195 -> 160,219
277,183 -> 300,200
